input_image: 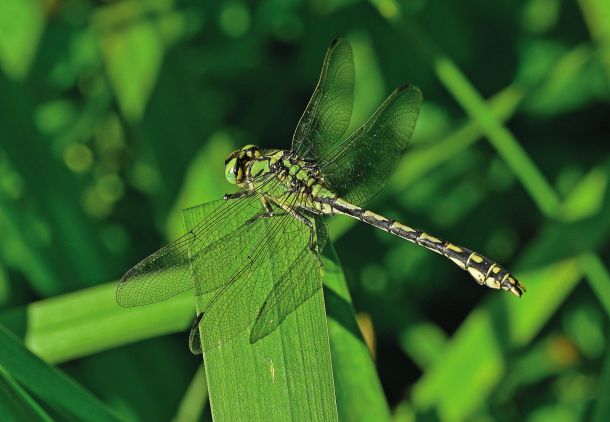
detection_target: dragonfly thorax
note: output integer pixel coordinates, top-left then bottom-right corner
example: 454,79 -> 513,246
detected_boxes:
242,149 -> 338,215
224,144 -> 262,185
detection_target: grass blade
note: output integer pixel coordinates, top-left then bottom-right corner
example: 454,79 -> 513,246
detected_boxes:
0,325 -> 122,422
323,244 -> 391,421
1,282 -> 194,364
172,365 -> 209,422
0,365 -> 53,422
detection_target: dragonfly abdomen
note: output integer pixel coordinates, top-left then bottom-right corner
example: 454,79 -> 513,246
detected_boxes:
329,197 -> 526,297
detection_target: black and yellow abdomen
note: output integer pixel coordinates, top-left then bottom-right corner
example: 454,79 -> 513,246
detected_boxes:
325,197 -> 526,297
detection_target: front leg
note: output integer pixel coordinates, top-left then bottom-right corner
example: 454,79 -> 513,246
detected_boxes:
224,190 -> 252,200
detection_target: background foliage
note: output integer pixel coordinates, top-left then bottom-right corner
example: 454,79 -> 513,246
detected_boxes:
1,0 -> 609,420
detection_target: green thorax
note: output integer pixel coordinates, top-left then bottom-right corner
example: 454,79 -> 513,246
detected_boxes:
246,149 -> 336,212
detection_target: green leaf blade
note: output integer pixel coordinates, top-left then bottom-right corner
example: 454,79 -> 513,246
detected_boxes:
0,325 -> 123,422
182,203 -> 338,422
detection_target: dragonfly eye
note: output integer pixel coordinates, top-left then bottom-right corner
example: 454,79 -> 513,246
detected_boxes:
225,158 -> 239,184
224,150 -> 240,165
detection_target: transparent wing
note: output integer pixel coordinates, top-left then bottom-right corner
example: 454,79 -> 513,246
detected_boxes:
116,191 -> 263,307
193,200 -> 324,352
318,84 -> 422,205
247,217 -> 327,344
291,38 -> 354,162
249,246 -> 322,344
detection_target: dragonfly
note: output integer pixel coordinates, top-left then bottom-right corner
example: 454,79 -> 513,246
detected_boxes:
117,38 -> 526,354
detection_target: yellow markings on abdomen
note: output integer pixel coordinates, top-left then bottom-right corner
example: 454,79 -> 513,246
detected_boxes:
449,257 -> 467,269
335,199 -> 361,212
467,267 -> 486,285
362,210 -> 385,221
445,243 -> 463,253
483,264 -> 502,289
419,233 -> 443,243
324,197 -> 526,297
391,222 -> 416,232
485,264 -> 502,280
468,253 -> 484,264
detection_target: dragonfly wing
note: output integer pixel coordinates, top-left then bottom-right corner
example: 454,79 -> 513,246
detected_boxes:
116,191 -> 262,307
187,195 -> 290,296
189,215 -> 328,354
117,236 -> 194,307
319,84 -> 422,206
291,38 -> 354,162
313,215 -> 328,254
195,207 -> 323,352
189,314 -> 204,354
249,247 -> 322,344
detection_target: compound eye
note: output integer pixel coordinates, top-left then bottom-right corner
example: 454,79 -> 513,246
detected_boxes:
224,150 -> 239,165
225,158 -> 238,184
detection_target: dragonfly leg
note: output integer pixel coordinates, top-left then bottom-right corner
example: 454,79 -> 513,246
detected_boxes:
260,196 -> 274,213
301,216 -> 316,251
245,197 -> 287,225
273,201 -> 322,266
245,211 -> 282,225
301,219 -> 323,267
224,190 -> 252,200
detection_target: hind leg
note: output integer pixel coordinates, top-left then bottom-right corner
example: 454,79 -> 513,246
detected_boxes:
272,202 -> 322,266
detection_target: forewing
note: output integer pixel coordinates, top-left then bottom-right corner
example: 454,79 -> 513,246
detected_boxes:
319,84 -> 422,205
292,38 -> 354,162
116,237 -> 193,307
116,192 -> 262,307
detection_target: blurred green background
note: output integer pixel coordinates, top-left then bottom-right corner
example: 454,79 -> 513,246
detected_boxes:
1,0 -> 609,420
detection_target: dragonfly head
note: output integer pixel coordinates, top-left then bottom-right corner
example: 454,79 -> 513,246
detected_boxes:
224,144 -> 262,185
